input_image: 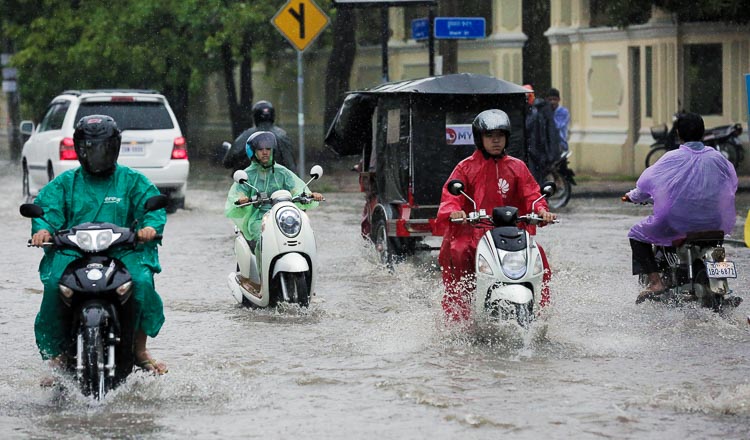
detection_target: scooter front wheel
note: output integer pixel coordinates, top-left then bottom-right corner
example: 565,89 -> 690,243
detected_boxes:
280,272 -> 310,307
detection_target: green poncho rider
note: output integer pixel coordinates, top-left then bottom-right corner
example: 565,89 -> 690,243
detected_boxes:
30,115 -> 168,379
224,131 -> 324,292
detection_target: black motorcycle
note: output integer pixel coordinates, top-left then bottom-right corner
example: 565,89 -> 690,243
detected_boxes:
645,113 -> 744,168
542,151 -> 576,209
21,195 -> 167,399
638,231 -> 741,311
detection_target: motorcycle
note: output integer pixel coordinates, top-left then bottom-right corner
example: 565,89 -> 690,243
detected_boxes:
446,179 -> 557,327
227,165 -> 323,308
625,201 -> 741,310
645,113 -> 744,168
20,194 -> 168,400
542,150 -> 576,209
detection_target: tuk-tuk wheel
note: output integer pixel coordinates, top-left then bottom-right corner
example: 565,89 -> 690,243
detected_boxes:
371,217 -> 417,266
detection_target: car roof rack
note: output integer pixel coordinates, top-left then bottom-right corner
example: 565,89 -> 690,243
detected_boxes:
61,89 -> 161,96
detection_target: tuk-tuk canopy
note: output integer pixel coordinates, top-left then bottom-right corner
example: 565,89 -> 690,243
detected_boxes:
325,73 -> 529,157
324,73 -> 530,206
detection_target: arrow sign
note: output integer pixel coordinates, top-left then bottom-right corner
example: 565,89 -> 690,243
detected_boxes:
272,0 -> 330,52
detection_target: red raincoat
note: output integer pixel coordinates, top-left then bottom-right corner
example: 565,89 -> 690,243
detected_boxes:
436,150 -> 551,321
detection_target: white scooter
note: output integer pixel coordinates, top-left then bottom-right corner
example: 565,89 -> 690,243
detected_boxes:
447,179 -> 557,327
227,165 -> 323,308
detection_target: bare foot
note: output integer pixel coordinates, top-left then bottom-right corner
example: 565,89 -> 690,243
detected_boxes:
40,356 -> 66,387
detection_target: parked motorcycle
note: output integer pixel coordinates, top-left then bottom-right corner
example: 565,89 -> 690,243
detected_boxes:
542,151 -> 576,209
447,179 -> 557,327
645,113 -> 744,168
227,165 -> 323,308
20,195 -> 168,400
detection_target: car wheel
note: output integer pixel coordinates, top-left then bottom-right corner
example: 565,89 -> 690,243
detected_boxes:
22,161 -> 32,202
166,196 -> 184,214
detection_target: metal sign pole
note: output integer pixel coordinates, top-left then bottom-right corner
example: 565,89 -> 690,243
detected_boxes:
297,50 -> 305,177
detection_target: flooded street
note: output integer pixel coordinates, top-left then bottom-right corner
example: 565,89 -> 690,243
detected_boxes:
1,162 -> 750,439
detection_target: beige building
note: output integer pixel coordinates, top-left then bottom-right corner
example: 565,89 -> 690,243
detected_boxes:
193,0 -> 749,176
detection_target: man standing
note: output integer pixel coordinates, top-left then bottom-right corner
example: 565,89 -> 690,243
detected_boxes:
547,88 -> 570,152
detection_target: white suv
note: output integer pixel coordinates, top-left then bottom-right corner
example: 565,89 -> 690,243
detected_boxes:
20,89 -> 189,212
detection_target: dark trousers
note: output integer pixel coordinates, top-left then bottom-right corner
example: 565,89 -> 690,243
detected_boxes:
630,239 -> 659,275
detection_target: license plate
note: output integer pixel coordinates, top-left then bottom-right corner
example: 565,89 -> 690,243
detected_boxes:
120,144 -> 145,155
705,261 -> 737,279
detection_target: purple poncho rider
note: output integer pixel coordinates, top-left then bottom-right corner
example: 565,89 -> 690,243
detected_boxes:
624,112 -> 737,302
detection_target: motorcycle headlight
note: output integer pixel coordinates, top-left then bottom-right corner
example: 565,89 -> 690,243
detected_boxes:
477,254 -> 494,276
501,251 -> 527,280
276,208 -> 302,238
68,229 -> 121,252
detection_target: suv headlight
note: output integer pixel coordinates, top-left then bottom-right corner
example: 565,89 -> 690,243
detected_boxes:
501,251 -> 527,279
67,229 -> 121,252
276,208 -> 301,237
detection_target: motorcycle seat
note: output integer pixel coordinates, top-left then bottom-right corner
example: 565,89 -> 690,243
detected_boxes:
672,230 -> 724,247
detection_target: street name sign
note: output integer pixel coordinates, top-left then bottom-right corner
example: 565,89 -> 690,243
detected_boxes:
272,0 -> 330,52
411,18 -> 429,40
434,17 -> 485,39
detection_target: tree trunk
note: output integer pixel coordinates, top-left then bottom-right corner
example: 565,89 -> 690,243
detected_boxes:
237,33 -> 253,136
221,43 -> 242,137
438,0 -> 459,74
323,7 -> 357,136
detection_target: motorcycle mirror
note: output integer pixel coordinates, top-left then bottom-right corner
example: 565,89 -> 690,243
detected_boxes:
447,179 -> 465,196
541,181 -> 557,197
144,194 -> 169,212
222,141 -> 232,151
19,203 -> 44,218
309,165 -> 324,180
233,170 -> 249,184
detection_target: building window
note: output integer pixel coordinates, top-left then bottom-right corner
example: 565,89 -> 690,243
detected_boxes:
683,43 -> 722,115
645,46 -> 653,118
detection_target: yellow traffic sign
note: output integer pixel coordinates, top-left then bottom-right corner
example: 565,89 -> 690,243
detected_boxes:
272,0 -> 330,52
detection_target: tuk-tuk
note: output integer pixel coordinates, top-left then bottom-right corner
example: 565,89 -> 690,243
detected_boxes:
325,73 -> 530,263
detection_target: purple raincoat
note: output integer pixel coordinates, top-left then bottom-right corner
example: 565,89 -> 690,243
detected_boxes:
627,142 -> 737,246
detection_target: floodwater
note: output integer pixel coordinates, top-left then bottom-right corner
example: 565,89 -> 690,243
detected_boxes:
1,162 -> 749,439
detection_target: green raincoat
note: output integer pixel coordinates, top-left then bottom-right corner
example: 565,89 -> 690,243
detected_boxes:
31,165 -> 166,359
225,162 -> 317,246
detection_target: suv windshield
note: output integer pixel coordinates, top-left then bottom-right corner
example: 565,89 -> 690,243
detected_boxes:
75,102 -> 175,130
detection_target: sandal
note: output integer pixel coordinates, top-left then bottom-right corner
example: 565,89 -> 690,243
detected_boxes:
636,289 -> 664,304
137,358 -> 168,375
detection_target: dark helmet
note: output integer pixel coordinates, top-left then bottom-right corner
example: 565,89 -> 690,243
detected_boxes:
252,100 -> 275,125
472,109 -> 511,153
245,131 -> 277,168
73,115 -> 121,176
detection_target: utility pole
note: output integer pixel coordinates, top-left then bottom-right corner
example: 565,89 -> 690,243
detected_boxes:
2,38 -> 22,162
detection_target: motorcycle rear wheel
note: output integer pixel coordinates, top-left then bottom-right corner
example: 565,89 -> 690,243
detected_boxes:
543,169 -> 572,209
645,145 -> 669,168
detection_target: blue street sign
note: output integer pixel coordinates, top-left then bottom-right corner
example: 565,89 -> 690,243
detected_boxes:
434,17 -> 485,39
411,18 -> 429,41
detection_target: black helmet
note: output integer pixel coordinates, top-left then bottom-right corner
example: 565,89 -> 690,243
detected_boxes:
252,100 -> 275,125
246,131 -> 277,169
73,115 -> 121,176
471,109 -> 511,153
